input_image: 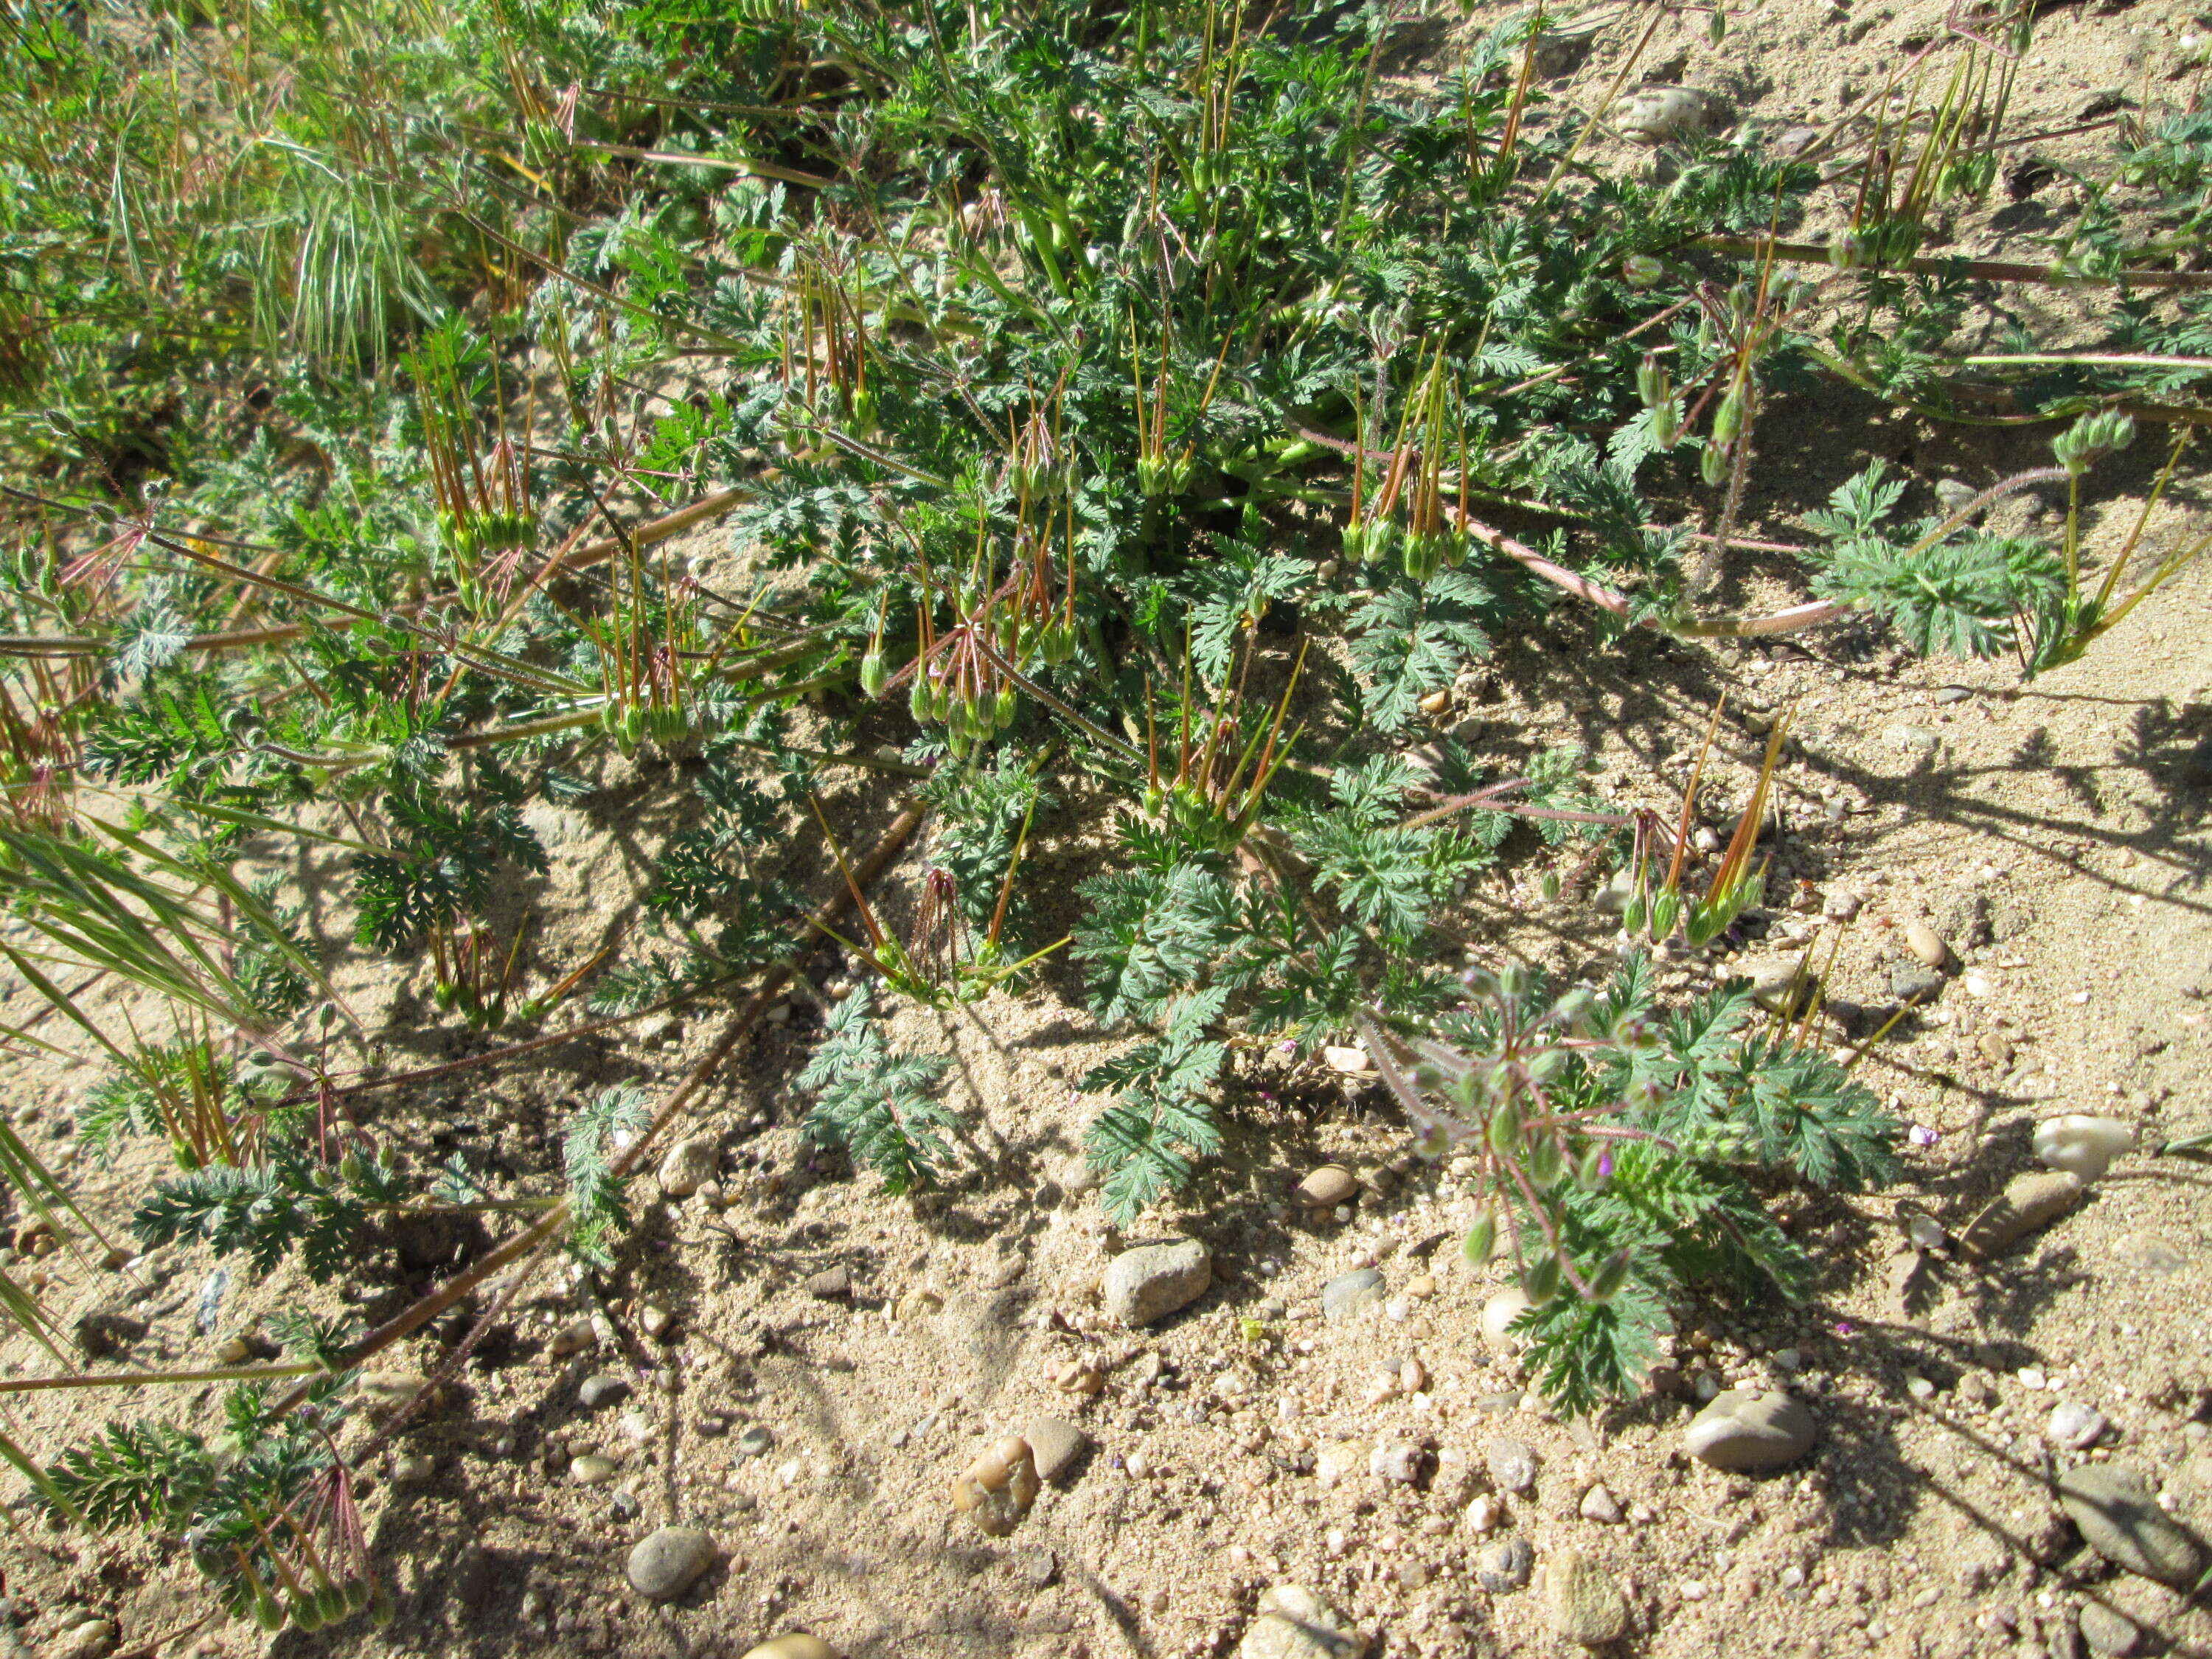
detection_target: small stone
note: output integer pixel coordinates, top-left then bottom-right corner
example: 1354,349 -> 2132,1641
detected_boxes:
1466,1495 -> 1503,1534
736,1426 -> 774,1458
1481,1287 -> 1531,1347
1593,869 -> 1634,915
950,1435 -> 1040,1537
1959,1172 -> 2084,1260
2032,1116 -> 2135,1182
215,1335 -> 254,1365
1823,888 -> 1863,922
626,1526 -> 714,1600
1238,1585 -> 1367,1659
2048,1401 -> 2109,1450
356,1370 -> 435,1416
1475,1536 -> 1534,1593
1052,1357 -> 1106,1395
393,1453 -> 437,1485
1314,1441 -> 1368,1489
1023,1416 -> 1090,1484
1486,1436 -> 1537,1495
1770,125 -> 1820,156
1580,1484 -> 1624,1523
1369,1441 -> 1433,1485
1102,1238 -> 1211,1326
570,1454 -> 619,1486
1904,1211 -> 1947,1250
1321,1269 -> 1387,1320
580,1374 -> 632,1411
1322,1046 -> 1372,1075
803,1265 -> 851,1300
640,1304 -> 672,1339
1891,961 -> 1945,1002
549,1315 -> 599,1357
1736,953 -> 1815,1015
1296,1165 -> 1359,1209
1546,1548 -> 1629,1645
1978,1032 -> 2015,1069
2078,1603 -> 2141,1658
656,1136 -> 718,1197
1615,85 -> 1708,143
2056,1464 -> 2205,1586
1933,480 -> 1981,519
740,1639 -> 840,1659
49,1620 -> 115,1659
1683,1389 -> 1817,1472
896,1288 -> 944,1321
1885,723 -> 1941,754
1903,922 -> 1949,968
1018,1546 -> 1060,1587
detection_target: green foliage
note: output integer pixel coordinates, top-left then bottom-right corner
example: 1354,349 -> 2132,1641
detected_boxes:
795,984 -> 957,1194
563,1084 -> 653,1267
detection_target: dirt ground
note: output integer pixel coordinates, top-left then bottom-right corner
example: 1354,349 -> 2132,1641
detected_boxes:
3,3 -> 2211,1658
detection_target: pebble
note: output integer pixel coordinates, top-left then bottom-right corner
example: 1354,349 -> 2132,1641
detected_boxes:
2078,1603 -> 2142,1658
1683,1389 -> 1817,1472
580,1374 -> 632,1411
49,1620 -> 115,1659
570,1454 -> 619,1486
1481,1287 -> 1531,1347
2032,1116 -> 2135,1182
739,1639 -> 840,1659
1546,1548 -> 1629,1645
1978,1032 -> 2014,1069
895,1288 -> 944,1321
1238,1585 -> 1367,1659
549,1316 -> 599,1357
1823,888 -> 1863,922
1102,1238 -> 1212,1326
1885,723 -> 1941,754
1904,1211 -> 1947,1250
1903,922 -> 1949,968
2048,1401 -> 2109,1451
1321,1046 -> 1372,1076
657,1137 -> 718,1197
1615,85 -> 1708,143
1369,1442 -> 1432,1485
393,1453 -> 437,1485
1321,1269 -> 1387,1320
639,1304 -> 672,1338
1959,1172 -> 2084,1259
1579,1484 -> 1624,1523
2056,1464 -> 2205,1585
1770,124 -> 1820,156
1018,1546 -> 1060,1587
803,1265 -> 852,1300
951,1436 -> 1040,1537
737,1426 -> 775,1458
1023,1416 -> 1090,1484
1736,953 -> 1816,1015
626,1526 -> 714,1600
1485,1436 -> 1537,1495
356,1370 -> 434,1415
1466,1495 -> 1503,1534
1052,1357 -> 1106,1395
1475,1537 -> 1534,1593
1297,1165 -> 1360,1209
1890,961 -> 1945,1002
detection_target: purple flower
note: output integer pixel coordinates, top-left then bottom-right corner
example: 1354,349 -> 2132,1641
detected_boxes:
1276,1040 -> 1298,1060
1832,1319 -> 1857,1338
1596,1150 -> 1614,1180
1907,1124 -> 1939,1148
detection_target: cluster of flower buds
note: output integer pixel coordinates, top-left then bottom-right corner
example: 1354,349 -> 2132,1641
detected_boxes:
1636,352 -> 1683,451
2052,408 -> 2135,476
1829,215 -> 1923,271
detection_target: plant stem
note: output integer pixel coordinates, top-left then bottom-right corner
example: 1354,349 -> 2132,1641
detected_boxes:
1698,235 -> 2212,291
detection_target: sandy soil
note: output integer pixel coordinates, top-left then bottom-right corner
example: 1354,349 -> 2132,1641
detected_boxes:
1,4 -> 2209,1658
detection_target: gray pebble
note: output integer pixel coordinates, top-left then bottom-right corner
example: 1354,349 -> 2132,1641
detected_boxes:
656,1136 -> 717,1197
803,1265 -> 851,1300
1475,1536 -> 1533,1593
1485,1436 -> 1537,1495
1884,723 -> 1941,754
1368,1441 -> 1433,1485
1683,1389 -> 1817,1472
2048,1401 -> 2108,1451
1890,961 -> 1945,1002
625,1525 -> 714,1600
579,1374 -> 632,1411
2056,1463 -> 2205,1586
1102,1237 -> 1212,1326
1320,1269 -> 1387,1320
2078,1603 -> 2140,1658
1018,1546 -> 1060,1587
736,1425 -> 775,1458
1237,1584 -> 1367,1659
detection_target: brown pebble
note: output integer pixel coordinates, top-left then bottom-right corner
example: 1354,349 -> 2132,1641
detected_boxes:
1296,1164 -> 1360,1208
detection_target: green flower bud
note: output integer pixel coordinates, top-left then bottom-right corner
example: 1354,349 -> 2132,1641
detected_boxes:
859,649 -> 888,700
1711,384 -> 1747,444
1486,1098 -> 1523,1158
1527,1132 -> 1563,1185
1701,440 -> 1730,487
1590,1247 -> 1633,1301
1622,254 -> 1666,288
1522,1250 -> 1562,1304
1462,1208 -> 1498,1265
1708,5 -> 1727,44
994,683 -> 1018,729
